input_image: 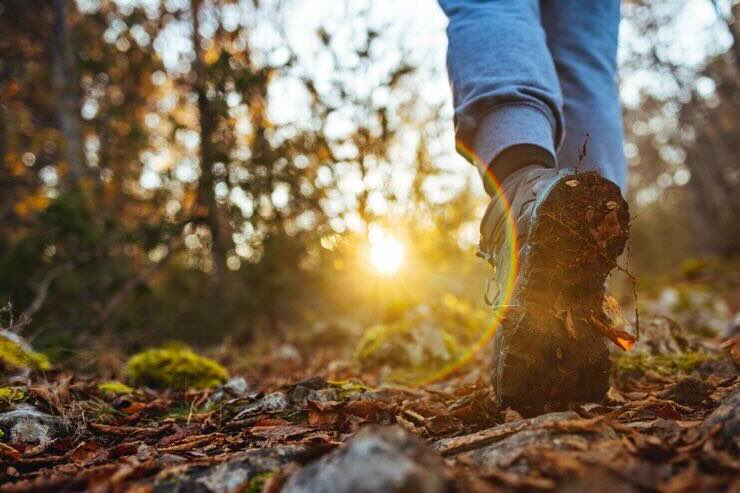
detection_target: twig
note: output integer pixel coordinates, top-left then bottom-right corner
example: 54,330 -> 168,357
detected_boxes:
96,219 -> 192,327
96,246 -> 175,326
626,238 -> 640,342
575,133 -> 590,173
16,262 -> 74,333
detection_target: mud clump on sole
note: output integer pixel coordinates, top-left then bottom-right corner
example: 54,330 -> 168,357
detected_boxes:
495,172 -> 631,416
525,171 -> 630,297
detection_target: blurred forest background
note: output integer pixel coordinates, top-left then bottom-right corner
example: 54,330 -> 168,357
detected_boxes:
0,0 -> 738,368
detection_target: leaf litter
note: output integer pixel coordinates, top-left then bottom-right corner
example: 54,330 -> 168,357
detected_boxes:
0,279 -> 738,492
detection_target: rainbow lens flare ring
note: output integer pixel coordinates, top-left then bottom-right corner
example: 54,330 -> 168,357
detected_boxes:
410,140 -> 520,386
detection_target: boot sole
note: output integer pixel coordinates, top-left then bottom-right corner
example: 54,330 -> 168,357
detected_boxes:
492,171 -> 630,415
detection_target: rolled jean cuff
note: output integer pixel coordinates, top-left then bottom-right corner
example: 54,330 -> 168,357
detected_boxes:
472,103 -> 558,181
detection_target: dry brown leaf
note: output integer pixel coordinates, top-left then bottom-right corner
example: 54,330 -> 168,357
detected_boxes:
0,442 -> 21,461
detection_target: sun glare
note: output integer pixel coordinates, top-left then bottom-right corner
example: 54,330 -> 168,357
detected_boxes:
368,227 -> 406,275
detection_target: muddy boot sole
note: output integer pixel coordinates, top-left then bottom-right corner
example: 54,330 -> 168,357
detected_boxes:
492,171 -> 630,416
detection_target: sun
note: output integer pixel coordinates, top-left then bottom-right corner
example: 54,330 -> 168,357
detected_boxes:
367,227 -> 406,275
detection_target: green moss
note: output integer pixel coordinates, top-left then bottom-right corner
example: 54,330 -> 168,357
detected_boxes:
354,293 -> 490,372
0,386 -> 26,403
437,293 -> 490,342
97,381 -> 135,395
680,257 -> 715,278
617,351 -> 715,375
126,346 -> 229,390
85,399 -> 124,423
0,335 -> 50,371
166,400 -> 216,420
354,318 -> 462,373
245,472 -> 273,493
328,379 -> 374,399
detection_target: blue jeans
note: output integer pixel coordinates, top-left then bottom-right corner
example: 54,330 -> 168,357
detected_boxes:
440,0 -> 626,191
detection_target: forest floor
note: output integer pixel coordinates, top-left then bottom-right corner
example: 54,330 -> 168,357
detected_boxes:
0,259 -> 738,493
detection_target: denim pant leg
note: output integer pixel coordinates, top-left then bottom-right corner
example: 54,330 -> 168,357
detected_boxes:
439,0 -> 564,191
540,0 -> 626,190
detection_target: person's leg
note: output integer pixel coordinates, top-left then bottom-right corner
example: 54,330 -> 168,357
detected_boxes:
442,0 -> 632,415
540,0 -> 626,190
439,0 -> 565,188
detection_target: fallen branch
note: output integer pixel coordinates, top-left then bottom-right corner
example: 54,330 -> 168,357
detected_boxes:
15,262 -> 74,333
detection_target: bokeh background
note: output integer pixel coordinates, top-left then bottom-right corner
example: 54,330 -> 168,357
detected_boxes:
1,0 -> 738,372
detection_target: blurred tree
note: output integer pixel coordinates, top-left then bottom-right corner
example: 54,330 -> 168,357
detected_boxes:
0,0 -> 451,350
621,0 -> 740,267
51,0 -> 85,185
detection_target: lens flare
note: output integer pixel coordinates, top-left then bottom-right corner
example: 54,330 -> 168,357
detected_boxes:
368,227 -> 405,275
408,140 -> 521,386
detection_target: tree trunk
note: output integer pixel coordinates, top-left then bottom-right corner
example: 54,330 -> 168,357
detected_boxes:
50,0 -> 84,186
190,0 -> 227,281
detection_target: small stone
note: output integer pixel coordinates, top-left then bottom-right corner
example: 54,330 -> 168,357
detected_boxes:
225,376 -> 249,395
661,374 -> 711,406
288,378 -> 340,405
628,317 -> 697,356
309,388 -> 338,402
565,179 -> 580,187
198,462 -> 249,493
724,313 -> 740,338
700,389 -> 740,451
271,344 -> 302,365
282,425 -> 449,493
156,454 -> 187,467
211,376 -> 252,402
154,446 -> 301,493
261,392 -> 289,411
0,405 -> 67,447
137,443 -> 157,461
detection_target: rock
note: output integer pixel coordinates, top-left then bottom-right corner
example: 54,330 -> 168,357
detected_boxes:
700,389 -> 740,451
262,391 -> 290,411
156,453 -> 187,467
289,377 -> 339,405
232,391 -> 291,419
271,344 -> 303,365
616,317 -> 716,375
435,412 -> 615,471
299,387 -> 338,405
282,425 -> 450,493
222,376 -> 250,395
660,374 -> 711,406
354,312 -> 462,373
724,313 -> 740,338
210,376 -> 252,402
696,355 -> 738,378
630,317 -> 697,355
154,445 -> 302,493
352,296 -> 488,381
0,404 -> 68,446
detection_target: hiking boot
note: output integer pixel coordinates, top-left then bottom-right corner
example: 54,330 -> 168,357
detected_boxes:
479,165 -> 632,415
